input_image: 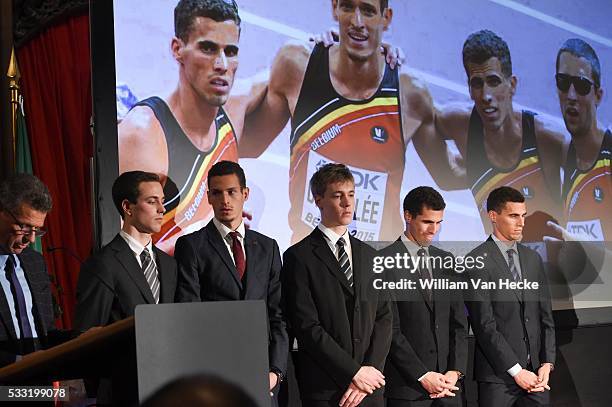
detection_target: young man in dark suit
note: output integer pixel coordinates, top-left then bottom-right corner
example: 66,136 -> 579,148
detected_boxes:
0,174 -> 57,367
74,171 -> 178,405
384,187 -> 468,406
282,163 -> 392,407
174,160 -> 288,403
466,186 -> 555,406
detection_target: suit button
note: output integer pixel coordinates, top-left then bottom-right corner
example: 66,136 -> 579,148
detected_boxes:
525,317 -> 529,323
353,338 -> 361,343
435,324 -> 439,330
523,337 -> 528,342
355,305 -> 360,311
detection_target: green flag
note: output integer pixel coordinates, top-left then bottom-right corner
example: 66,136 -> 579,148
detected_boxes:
15,98 -> 43,253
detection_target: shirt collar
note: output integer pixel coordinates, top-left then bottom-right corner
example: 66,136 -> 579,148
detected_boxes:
318,223 -> 349,246
213,218 -> 245,240
400,233 -> 429,256
490,234 -> 518,254
119,230 -> 153,256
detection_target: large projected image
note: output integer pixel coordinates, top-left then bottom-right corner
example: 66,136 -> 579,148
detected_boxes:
112,0 -> 611,308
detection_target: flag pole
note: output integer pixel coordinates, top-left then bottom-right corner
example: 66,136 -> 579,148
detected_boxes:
7,46 -> 20,171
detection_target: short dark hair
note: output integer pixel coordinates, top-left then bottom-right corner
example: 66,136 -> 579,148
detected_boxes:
141,374 -> 257,407
174,0 -> 241,43
486,186 -> 525,213
207,160 -> 246,189
403,186 -> 445,217
0,173 -> 52,214
310,163 -> 354,198
112,171 -> 160,218
462,29 -> 512,78
556,38 -> 601,89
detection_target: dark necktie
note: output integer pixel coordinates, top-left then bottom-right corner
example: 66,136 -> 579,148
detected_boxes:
229,231 -> 246,280
140,249 -> 160,303
336,237 -> 353,287
506,249 -> 520,281
4,255 -> 33,338
417,248 -> 433,302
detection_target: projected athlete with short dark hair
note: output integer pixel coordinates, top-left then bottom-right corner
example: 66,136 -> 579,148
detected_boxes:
240,0 -> 438,244
425,30 -> 568,241
552,38 -> 611,241
118,0 -> 264,255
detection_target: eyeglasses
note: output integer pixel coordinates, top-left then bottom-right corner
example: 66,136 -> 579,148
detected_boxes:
6,210 -> 47,237
555,73 -> 595,96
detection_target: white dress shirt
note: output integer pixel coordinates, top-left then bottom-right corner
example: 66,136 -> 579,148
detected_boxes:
213,218 -> 246,265
119,230 -> 155,267
318,223 -> 352,269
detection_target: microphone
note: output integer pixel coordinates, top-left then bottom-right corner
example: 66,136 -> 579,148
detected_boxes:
46,246 -> 84,264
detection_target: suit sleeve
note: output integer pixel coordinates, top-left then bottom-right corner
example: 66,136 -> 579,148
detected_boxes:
267,239 -> 288,375
536,254 -> 556,365
282,249 -> 361,387
363,288 -> 392,370
387,300 -> 429,381
447,270 -> 468,374
174,236 -> 202,302
73,257 -> 114,332
465,253 -> 522,374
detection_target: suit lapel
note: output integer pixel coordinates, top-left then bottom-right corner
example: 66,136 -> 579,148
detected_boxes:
0,256 -> 17,340
396,239 -> 433,312
19,253 -> 48,336
153,247 -> 173,303
243,231 -> 263,299
485,238 -> 522,302
111,236 -> 155,304
311,229 -> 354,295
206,222 -> 243,289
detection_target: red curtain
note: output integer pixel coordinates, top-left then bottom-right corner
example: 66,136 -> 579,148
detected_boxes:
17,13 -> 93,329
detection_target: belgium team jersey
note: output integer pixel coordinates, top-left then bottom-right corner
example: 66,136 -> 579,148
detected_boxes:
132,97 -> 239,253
562,130 -> 611,241
467,108 -> 559,241
289,44 -> 405,243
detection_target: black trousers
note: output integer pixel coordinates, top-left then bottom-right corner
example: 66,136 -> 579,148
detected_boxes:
478,382 -> 550,407
386,395 -> 461,407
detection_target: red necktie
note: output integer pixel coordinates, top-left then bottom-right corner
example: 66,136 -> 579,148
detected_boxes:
229,231 -> 246,280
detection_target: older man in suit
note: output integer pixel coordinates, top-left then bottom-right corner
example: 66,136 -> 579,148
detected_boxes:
0,174 -> 56,367
74,171 -> 177,405
384,187 -> 468,406
174,160 -> 288,403
466,186 -> 555,406
282,163 -> 392,407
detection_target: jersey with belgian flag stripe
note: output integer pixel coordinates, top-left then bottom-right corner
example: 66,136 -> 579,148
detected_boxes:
563,130 -> 611,241
289,44 -> 405,243
467,108 -> 559,241
132,97 -> 239,254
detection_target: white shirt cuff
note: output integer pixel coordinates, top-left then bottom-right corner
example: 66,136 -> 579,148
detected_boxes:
507,363 -> 522,377
418,372 -> 430,382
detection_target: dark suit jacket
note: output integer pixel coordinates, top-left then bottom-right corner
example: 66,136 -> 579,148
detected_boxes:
73,234 -> 177,405
383,240 -> 468,400
465,237 -> 555,384
282,228 -> 392,402
174,220 -> 288,376
0,247 -> 56,367
74,234 -> 177,330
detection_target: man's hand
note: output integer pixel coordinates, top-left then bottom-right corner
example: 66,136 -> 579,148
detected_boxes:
309,28 -> 404,69
514,369 -> 540,391
340,383 -> 368,407
269,372 -> 278,391
419,371 -> 459,395
429,371 -> 460,398
544,220 -> 591,242
352,366 -> 385,394
529,364 -> 552,393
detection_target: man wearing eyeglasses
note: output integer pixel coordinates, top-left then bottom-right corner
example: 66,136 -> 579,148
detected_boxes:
552,39 -> 611,242
420,30 -> 567,243
0,173 -> 56,367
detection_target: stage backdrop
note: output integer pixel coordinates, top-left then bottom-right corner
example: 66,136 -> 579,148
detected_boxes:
92,0 -> 611,314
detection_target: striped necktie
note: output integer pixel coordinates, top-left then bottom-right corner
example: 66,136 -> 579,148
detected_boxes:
336,237 -> 353,287
506,249 -> 520,281
140,248 -> 160,303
